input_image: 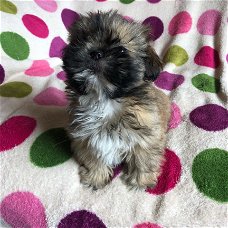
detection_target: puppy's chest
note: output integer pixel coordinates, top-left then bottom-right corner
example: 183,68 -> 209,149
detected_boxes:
71,100 -> 139,166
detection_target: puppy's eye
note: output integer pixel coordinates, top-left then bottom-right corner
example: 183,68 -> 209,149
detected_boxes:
120,47 -> 127,53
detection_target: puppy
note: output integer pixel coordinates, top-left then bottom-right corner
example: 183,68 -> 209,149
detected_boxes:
62,10 -> 170,189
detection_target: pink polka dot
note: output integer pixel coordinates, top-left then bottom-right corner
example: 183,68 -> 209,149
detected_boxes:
154,71 -> 184,91
194,46 -> 220,69
142,16 -> 164,41
34,0 -> 57,12
49,36 -> 67,58
25,60 -> 54,77
57,71 -> 67,81
134,222 -> 162,228
168,11 -> 192,35
33,87 -> 68,106
226,54 -> 228,63
0,116 -> 36,152
197,10 -> 221,35
22,14 -> 49,38
147,149 -> 182,195
123,16 -> 134,22
96,0 -> 107,1
168,102 -> 182,129
0,192 -> 47,228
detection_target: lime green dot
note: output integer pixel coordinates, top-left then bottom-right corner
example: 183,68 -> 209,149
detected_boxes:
0,81 -> 32,98
119,0 -> 135,4
0,0 -> 17,14
163,45 -> 189,66
0,32 -> 29,60
192,73 -> 220,93
192,148 -> 228,203
30,128 -> 72,168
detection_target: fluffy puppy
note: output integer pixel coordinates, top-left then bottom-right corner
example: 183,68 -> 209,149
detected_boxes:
62,10 -> 170,189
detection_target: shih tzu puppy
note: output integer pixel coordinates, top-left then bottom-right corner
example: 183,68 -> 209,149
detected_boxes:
62,10 -> 170,189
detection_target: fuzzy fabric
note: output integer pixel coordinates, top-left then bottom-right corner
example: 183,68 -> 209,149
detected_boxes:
0,0 -> 228,227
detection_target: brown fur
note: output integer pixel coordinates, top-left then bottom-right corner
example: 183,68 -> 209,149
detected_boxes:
63,10 -> 171,189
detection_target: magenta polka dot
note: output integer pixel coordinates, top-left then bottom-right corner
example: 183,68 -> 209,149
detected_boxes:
168,102 -> 182,129
34,0 -> 57,12
154,71 -> 184,91
134,222 -> 162,228
0,116 -> 36,152
57,71 -> 67,81
226,54 -> 228,63
0,191 -> 47,227
0,64 -> 5,84
49,36 -> 67,58
22,14 -> 49,38
147,149 -> 181,195
168,11 -> 192,35
197,10 -> 222,35
58,210 -> 106,228
147,0 -> 161,3
61,8 -> 80,30
194,46 -> 220,69
96,0 -> 107,2
33,87 -> 68,106
142,16 -> 164,41
190,104 -> 228,131
25,60 -> 54,77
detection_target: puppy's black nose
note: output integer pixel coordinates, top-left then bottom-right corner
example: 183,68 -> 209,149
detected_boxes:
90,51 -> 103,60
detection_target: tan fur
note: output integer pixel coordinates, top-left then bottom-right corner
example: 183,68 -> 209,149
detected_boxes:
69,84 -> 170,189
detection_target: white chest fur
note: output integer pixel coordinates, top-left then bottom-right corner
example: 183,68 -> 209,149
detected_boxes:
70,96 -> 139,166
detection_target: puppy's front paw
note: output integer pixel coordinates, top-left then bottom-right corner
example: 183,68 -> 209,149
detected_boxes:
122,171 -> 160,189
79,166 -> 112,190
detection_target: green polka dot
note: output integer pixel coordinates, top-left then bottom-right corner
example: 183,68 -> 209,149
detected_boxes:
192,148 -> 228,203
0,32 -> 29,60
163,45 -> 189,66
0,0 -> 17,14
30,128 -> 72,168
0,81 -> 32,98
119,0 -> 135,4
192,73 -> 220,93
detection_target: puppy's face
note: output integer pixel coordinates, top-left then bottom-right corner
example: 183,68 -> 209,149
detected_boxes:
63,11 -> 162,98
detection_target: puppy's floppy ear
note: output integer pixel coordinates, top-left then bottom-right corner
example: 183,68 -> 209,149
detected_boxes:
143,46 -> 163,82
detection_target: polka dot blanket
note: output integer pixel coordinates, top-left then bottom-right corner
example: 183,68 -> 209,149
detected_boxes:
0,0 -> 227,227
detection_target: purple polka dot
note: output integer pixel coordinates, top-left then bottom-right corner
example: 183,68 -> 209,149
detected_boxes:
142,16 -> 164,41
49,36 -> 66,58
154,71 -> 184,91
226,54 -> 228,63
0,64 -> 5,84
112,163 -> 123,179
197,10 -> 222,35
147,0 -> 161,3
190,104 -> 228,131
61,8 -> 80,30
58,210 -> 106,228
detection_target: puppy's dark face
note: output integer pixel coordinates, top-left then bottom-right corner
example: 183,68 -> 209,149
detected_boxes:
62,11 -> 162,98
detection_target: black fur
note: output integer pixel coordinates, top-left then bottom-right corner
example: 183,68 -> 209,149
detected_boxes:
62,10 -> 162,99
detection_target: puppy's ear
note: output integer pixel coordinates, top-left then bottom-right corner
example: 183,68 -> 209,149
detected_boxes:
143,46 -> 163,82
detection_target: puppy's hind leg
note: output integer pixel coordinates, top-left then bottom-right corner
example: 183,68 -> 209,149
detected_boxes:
72,141 -> 113,189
